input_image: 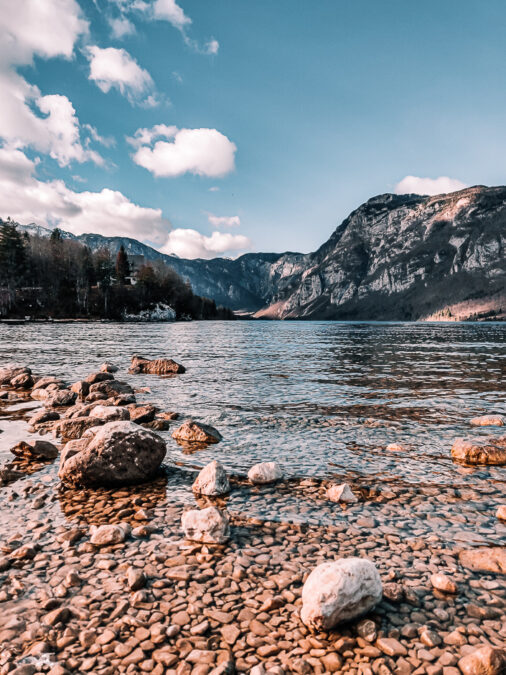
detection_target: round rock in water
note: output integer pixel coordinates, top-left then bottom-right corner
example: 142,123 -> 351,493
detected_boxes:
58,420 -> 166,487
248,461 -> 283,484
300,557 -> 382,630
192,460 -> 230,496
451,436 -> 506,465
181,506 -> 230,544
172,421 -> 222,444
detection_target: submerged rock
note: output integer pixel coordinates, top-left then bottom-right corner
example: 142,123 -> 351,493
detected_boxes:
128,404 -> 157,424
181,506 -> 230,543
470,414 -> 505,426
300,558 -> 382,630
10,440 -> 58,460
458,547 -> 506,575
59,420 -> 166,487
192,460 -> 230,496
248,461 -> 283,484
386,442 -> 408,452
100,362 -> 118,373
327,483 -> 358,503
172,421 -> 222,444
451,436 -> 506,465
458,645 -> 505,675
129,355 -> 186,375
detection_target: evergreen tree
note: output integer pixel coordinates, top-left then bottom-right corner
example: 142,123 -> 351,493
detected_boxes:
0,219 -> 27,289
115,245 -> 130,284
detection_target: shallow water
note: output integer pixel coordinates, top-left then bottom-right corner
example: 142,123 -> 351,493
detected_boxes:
1,320 -> 505,478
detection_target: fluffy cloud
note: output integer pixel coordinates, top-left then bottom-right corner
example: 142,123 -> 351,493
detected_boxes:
87,46 -> 155,105
208,214 -> 241,228
153,0 -> 191,29
395,176 -> 467,196
161,229 -> 251,259
128,125 -> 237,178
0,146 -> 171,244
0,0 -> 103,167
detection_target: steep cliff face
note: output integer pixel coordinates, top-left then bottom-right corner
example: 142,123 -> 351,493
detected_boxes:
15,185 -> 506,319
256,186 -> 506,320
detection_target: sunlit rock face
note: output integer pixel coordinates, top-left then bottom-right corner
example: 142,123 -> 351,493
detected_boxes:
256,186 -> 506,320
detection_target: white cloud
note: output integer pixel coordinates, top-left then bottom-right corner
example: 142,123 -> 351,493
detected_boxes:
87,46 -> 155,105
129,125 -> 236,178
161,229 -> 251,259
109,16 -> 136,38
0,146 -> 171,244
208,214 -> 241,228
0,0 -> 105,167
153,0 -> 191,29
395,175 -> 467,196
204,39 -> 219,55
208,186 -> 220,192
83,124 -> 116,148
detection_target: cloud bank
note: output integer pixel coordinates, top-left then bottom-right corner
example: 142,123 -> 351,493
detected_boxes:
208,214 -> 241,228
161,229 -> 251,259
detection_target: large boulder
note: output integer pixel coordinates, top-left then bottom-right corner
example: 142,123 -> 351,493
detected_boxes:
248,461 -> 283,484
181,506 -> 230,543
28,409 -> 60,426
10,372 -> 34,389
129,355 -> 186,375
451,436 -> 506,465
58,421 -> 167,487
300,558 -> 383,630
172,421 -> 222,444
70,380 -> 90,400
0,364 -> 31,386
32,376 -> 65,391
129,404 -> 157,424
192,460 -> 230,496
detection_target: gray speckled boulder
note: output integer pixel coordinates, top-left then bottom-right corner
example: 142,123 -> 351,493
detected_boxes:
58,421 -> 166,487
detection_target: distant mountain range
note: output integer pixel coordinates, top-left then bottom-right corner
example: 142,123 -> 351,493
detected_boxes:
15,185 -> 506,320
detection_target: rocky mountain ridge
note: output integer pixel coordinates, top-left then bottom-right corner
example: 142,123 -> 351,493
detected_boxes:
14,185 -> 506,320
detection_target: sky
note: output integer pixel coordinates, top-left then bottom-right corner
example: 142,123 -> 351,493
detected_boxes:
1,0 -> 505,259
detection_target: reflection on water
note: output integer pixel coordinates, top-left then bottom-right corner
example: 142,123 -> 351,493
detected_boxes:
0,321 -> 505,491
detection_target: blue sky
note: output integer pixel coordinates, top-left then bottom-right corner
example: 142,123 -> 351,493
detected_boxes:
1,0 -> 505,258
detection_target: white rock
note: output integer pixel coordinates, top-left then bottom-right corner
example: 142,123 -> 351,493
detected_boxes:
90,405 -> 130,422
248,461 -> 283,484
90,524 -> 127,547
192,460 -> 230,496
300,558 -> 382,630
327,483 -> 358,503
181,506 -> 230,544
470,414 -> 504,427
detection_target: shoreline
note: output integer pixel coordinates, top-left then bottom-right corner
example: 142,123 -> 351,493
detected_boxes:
0,359 -> 504,675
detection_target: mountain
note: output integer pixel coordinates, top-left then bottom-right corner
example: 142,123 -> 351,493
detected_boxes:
14,185 -> 506,320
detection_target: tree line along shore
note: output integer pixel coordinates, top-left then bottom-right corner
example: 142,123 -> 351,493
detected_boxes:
0,219 -> 234,321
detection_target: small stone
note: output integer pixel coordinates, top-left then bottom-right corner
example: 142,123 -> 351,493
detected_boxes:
376,637 -> 408,657
172,420 -> 222,444
192,460 -> 230,496
127,566 -> 146,590
90,524 -> 126,547
430,573 -> 457,594
181,506 -> 230,544
327,483 -> 358,503
496,505 -> 506,520
470,415 -> 504,426
248,461 -> 283,484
